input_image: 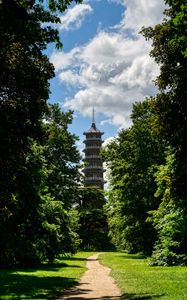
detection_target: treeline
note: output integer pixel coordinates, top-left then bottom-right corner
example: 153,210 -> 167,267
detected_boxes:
0,0 -> 109,267
102,0 -> 187,266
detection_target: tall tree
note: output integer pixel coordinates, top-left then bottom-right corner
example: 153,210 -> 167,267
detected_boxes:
0,0 -> 81,266
103,100 -> 165,255
142,0 -> 187,196
142,0 -> 187,265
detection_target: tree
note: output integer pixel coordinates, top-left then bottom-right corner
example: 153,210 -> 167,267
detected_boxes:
103,99 -> 165,254
148,150 -> 187,266
142,0 -> 187,197
37,104 -> 81,262
0,0 -> 82,266
0,105 -> 81,266
142,0 -> 187,265
77,187 -> 112,251
44,104 -> 81,209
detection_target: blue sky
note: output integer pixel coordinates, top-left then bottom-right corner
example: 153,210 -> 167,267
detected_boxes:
46,0 -> 166,148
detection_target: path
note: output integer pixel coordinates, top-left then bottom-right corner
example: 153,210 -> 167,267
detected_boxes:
57,253 -> 122,300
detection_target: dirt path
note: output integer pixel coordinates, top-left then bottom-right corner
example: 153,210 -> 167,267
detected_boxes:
57,253 -> 122,300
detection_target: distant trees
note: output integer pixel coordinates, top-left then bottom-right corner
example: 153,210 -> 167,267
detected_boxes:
77,187 -> 111,251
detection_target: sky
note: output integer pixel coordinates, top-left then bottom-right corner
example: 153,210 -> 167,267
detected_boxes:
47,0 -> 166,148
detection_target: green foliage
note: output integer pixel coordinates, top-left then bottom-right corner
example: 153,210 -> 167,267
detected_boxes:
0,136 -> 80,266
166,0 -> 187,58
67,208 -> 81,249
103,99 -> 165,255
148,151 -> 187,266
77,187 -> 112,251
37,196 -> 81,263
149,204 -> 187,266
0,141 -> 49,266
0,0 -> 82,266
142,1 -> 187,195
28,106 -> 81,263
103,0 -> 187,266
44,104 -> 81,208
141,0 -> 187,265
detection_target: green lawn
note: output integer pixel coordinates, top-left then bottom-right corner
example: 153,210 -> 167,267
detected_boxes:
100,252 -> 187,300
0,252 -> 93,300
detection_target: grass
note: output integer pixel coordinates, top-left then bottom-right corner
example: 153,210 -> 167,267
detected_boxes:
100,252 -> 187,300
0,252 -> 93,300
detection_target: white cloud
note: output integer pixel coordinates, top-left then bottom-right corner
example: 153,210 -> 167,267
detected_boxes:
59,70 -> 86,86
59,4 -> 93,31
51,33 -> 157,128
116,0 -> 166,33
50,0 -> 165,129
50,47 -> 81,71
100,119 -> 113,126
102,137 -> 115,148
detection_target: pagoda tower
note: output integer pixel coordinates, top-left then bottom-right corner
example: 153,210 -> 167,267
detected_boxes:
83,109 -> 105,189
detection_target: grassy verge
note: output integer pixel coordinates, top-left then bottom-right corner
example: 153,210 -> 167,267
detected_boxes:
0,252 -> 93,300
100,252 -> 187,300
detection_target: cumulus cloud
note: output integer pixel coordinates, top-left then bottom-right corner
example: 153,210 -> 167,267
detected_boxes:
50,0 -> 165,129
51,33 -> 157,128
59,4 -> 93,31
102,137 -> 115,148
115,0 -> 166,33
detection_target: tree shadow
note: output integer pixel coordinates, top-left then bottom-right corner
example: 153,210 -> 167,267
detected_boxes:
60,257 -> 87,262
56,287 -> 165,300
60,296 -> 122,300
121,293 -> 165,299
117,254 -> 147,260
16,262 -> 82,273
0,271 -> 78,299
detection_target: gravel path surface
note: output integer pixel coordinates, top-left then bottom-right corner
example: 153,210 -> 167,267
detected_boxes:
57,253 -> 122,300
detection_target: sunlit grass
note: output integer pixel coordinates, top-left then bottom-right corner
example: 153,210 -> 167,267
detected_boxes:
0,252 -> 93,300
100,252 -> 187,300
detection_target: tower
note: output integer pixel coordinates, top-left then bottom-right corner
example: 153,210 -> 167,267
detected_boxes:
83,109 -> 105,189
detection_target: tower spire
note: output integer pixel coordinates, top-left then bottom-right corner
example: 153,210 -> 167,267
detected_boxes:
92,107 -> 95,124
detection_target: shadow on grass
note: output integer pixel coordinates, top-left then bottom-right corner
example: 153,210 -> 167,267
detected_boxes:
60,257 -> 87,262
64,257 -> 96,262
51,282 -> 165,300
121,292 -> 165,299
116,255 -> 147,260
88,296 -> 164,300
0,271 -> 78,300
16,262 -> 82,273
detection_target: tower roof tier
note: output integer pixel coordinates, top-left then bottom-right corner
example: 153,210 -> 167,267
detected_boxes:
83,156 -> 103,160
83,146 -> 101,152
83,122 -> 104,135
83,166 -> 104,171
83,138 -> 104,143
